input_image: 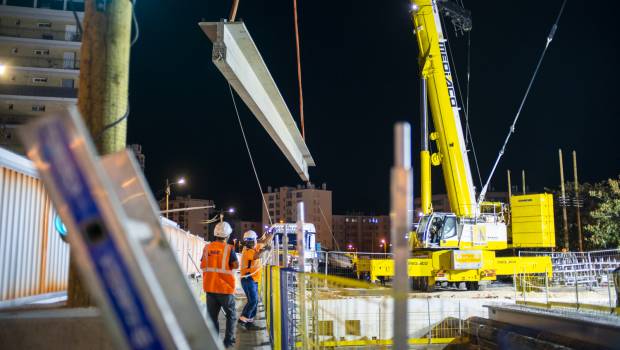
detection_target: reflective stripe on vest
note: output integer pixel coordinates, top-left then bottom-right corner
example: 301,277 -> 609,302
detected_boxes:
202,244 -> 233,275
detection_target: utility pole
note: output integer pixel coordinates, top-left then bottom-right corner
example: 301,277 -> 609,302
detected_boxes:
573,151 -> 583,252
559,149 -> 570,251
68,0 -> 133,307
507,169 -> 512,198
521,169 -> 526,195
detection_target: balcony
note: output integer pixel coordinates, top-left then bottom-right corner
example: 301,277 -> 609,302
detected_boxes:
0,84 -> 77,98
0,55 -> 79,70
0,25 -> 81,42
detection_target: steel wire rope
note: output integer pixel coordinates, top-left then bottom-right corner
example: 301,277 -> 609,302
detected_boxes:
478,0 -> 568,204
438,11 -> 483,189
227,83 -> 273,227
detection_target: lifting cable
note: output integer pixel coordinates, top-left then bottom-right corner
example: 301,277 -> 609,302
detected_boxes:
439,11 -> 484,188
478,0 -> 567,204
293,0 -> 306,139
228,83 -> 273,226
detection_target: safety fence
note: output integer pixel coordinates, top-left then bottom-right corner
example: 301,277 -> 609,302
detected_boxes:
519,249 -> 620,287
260,264 -> 492,349
513,271 -> 619,317
0,148 -> 68,301
0,146 -> 209,302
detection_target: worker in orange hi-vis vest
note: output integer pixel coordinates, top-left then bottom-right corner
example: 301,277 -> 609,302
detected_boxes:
200,221 -> 239,348
238,229 -> 273,330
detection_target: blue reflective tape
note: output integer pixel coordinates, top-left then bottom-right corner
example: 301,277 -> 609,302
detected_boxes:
39,122 -> 165,350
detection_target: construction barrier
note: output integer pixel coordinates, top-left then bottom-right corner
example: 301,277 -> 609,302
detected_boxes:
520,249 -> 620,287
261,263 -> 483,349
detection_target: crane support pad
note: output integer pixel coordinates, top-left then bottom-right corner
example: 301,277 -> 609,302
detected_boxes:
200,21 -> 315,181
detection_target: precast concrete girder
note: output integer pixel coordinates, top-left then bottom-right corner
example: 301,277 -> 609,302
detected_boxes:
200,21 -> 315,181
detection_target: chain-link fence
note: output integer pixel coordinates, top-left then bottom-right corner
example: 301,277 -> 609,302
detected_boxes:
519,249 -> 620,287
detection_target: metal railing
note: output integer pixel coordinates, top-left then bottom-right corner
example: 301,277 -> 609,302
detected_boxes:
520,249 -> 620,287
0,25 -> 81,42
514,271 -> 619,316
0,55 -> 79,70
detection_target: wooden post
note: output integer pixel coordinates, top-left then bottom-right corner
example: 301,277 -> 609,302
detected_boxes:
67,0 -> 133,307
573,151 -> 583,252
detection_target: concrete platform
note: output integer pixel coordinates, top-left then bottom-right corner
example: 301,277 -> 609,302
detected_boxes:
215,294 -> 270,349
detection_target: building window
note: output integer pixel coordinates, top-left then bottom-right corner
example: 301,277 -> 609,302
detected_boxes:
33,49 -> 50,56
268,203 -> 274,208
296,192 -> 302,198
37,22 -> 52,28
32,105 -> 46,112
318,321 -> 333,336
32,77 -> 48,84
61,78 -> 75,88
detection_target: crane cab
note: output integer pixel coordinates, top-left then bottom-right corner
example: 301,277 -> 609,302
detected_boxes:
414,212 -> 508,250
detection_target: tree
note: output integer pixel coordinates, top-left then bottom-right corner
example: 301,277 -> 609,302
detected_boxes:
585,176 -> 620,249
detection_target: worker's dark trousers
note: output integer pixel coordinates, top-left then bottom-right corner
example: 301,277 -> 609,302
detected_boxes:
206,292 -> 236,344
241,277 -> 259,320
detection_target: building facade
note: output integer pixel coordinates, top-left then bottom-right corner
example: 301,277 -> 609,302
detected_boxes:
0,1 -> 84,153
129,143 -> 145,171
332,214 -> 390,253
160,195 -> 214,240
262,183 -> 333,249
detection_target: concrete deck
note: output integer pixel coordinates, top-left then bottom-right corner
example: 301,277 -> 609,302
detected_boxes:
215,293 -> 271,349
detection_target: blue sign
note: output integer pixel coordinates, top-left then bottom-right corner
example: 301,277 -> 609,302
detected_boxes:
54,215 -> 68,242
38,121 -> 165,350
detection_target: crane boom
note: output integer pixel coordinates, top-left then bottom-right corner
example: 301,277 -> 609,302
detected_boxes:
411,0 -> 476,217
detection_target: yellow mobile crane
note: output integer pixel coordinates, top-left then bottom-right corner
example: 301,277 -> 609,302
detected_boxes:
358,0 -> 556,290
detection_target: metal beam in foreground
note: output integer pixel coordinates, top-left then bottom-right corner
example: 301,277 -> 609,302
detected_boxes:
199,21 -> 315,181
391,122 -> 413,350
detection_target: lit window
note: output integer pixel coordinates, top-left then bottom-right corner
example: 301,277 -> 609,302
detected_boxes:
33,49 -> 50,56
32,77 -> 48,83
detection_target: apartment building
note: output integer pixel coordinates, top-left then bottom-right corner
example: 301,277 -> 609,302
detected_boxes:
160,195 -> 214,240
332,214 -> 390,253
262,183 -> 333,249
0,1 -> 83,152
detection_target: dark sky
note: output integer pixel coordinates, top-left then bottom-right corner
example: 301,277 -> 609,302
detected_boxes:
127,1 -> 620,222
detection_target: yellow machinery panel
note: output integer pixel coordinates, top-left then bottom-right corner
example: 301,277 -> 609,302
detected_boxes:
495,256 -> 553,277
510,193 -> 556,248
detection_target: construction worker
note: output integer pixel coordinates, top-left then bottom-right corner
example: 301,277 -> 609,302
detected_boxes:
201,221 -> 238,348
238,230 -> 273,330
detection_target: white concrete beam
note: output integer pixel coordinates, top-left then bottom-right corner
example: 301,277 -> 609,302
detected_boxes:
199,21 -> 315,181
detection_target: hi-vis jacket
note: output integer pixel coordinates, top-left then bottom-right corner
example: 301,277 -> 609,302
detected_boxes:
241,244 -> 263,283
200,241 -> 236,294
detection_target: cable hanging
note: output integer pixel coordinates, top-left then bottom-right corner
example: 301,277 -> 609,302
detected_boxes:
439,11 -> 483,189
478,0 -> 568,204
293,0 -> 306,139
228,83 -> 273,226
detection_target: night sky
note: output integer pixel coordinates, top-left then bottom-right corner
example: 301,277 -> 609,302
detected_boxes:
127,1 -> 620,222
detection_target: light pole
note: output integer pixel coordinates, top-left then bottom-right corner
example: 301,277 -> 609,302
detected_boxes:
165,177 -> 185,218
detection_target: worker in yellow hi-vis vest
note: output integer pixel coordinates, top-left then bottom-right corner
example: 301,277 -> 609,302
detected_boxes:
201,221 -> 239,348
238,229 -> 273,330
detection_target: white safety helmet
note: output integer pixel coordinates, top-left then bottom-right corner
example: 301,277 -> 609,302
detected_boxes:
243,230 -> 258,242
214,221 -> 232,238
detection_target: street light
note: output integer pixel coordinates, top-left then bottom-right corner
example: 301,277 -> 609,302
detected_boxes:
380,239 -> 387,255
165,177 -> 185,218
